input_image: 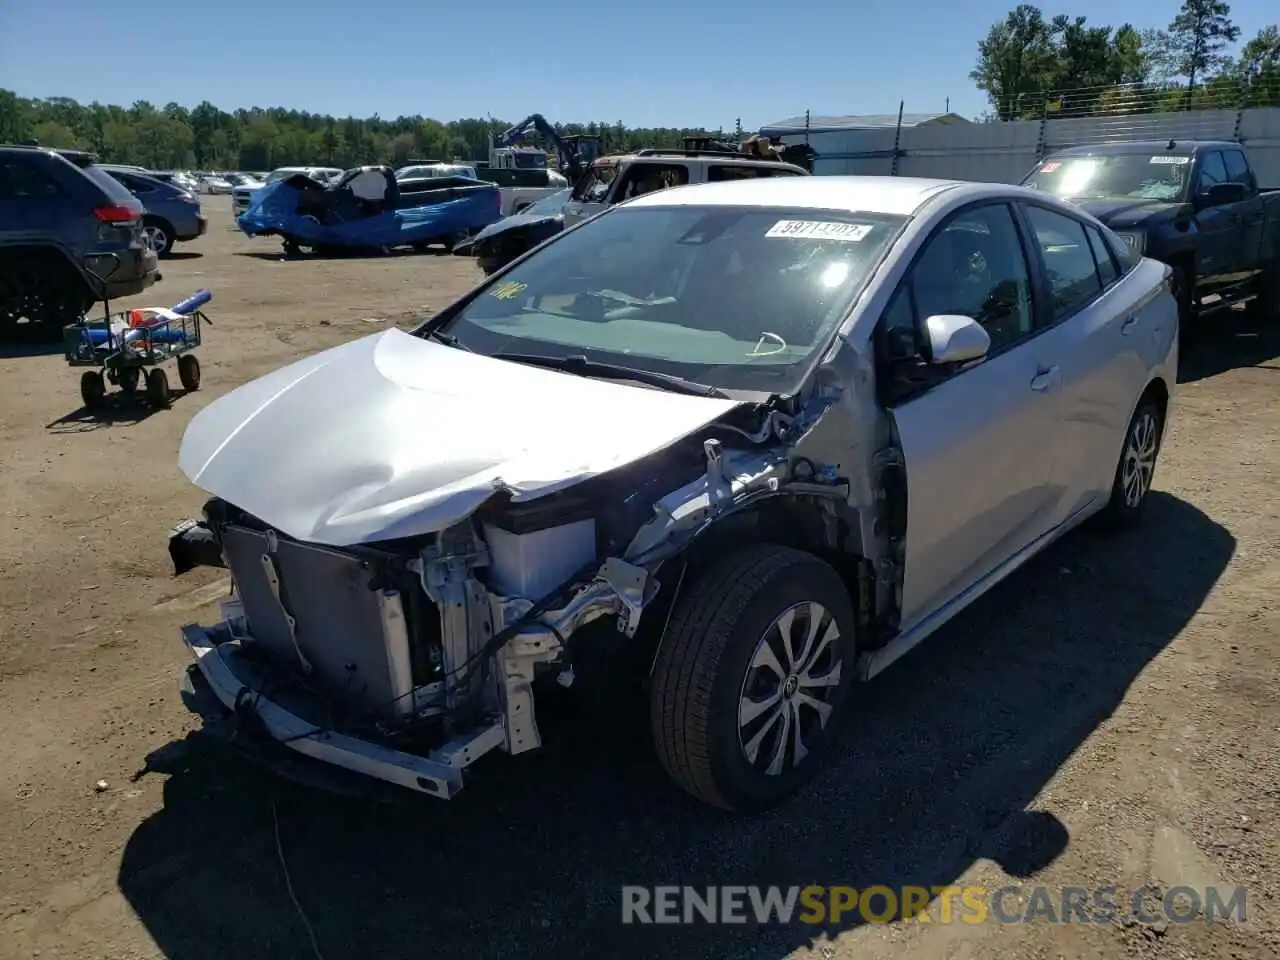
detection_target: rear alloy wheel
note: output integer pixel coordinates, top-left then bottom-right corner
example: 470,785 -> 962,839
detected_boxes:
0,259 -> 92,342
650,544 -> 857,812
142,218 -> 175,258
1100,398 -> 1164,528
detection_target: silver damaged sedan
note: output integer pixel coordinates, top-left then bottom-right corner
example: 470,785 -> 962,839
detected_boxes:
167,175 -> 1178,812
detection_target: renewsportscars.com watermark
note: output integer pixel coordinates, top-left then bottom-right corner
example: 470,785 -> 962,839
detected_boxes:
621,885 -> 1248,926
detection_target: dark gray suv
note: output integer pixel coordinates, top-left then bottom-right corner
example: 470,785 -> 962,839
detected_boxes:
101,165 -> 207,256
0,145 -> 159,340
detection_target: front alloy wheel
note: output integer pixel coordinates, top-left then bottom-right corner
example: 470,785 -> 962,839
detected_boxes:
738,601 -> 843,776
651,544 -> 857,812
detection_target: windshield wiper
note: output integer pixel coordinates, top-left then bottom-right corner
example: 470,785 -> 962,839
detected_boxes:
424,329 -> 472,352
496,353 -> 729,398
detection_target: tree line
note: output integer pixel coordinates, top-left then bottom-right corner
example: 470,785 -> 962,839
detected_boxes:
972,0 -> 1279,120
0,92 -> 719,172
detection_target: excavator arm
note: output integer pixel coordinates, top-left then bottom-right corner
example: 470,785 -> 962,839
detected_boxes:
493,114 -> 600,179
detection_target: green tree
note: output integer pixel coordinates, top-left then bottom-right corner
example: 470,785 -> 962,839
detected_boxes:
0,89 -> 724,169
30,120 -> 79,148
971,6 -> 1061,119
1230,25 -> 1280,105
1164,0 -> 1240,93
972,6 -> 1150,119
0,90 -> 31,142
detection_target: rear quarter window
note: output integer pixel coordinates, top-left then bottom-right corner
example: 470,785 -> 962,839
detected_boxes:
0,160 -> 66,199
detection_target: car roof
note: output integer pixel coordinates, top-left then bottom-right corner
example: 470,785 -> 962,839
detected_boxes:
0,144 -> 99,166
623,175 -> 965,217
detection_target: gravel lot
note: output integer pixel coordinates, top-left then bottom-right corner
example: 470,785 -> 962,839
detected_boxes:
0,197 -> 1278,960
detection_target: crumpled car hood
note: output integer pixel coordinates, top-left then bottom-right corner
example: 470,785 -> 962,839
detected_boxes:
179,328 -> 740,546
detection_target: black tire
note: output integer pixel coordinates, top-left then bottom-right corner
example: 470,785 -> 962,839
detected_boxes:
1099,396 -> 1164,529
143,217 -> 176,258
117,367 -> 140,396
177,354 -> 201,392
0,256 -> 92,343
146,367 -> 171,409
80,370 -> 106,409
650,544 -> 858,812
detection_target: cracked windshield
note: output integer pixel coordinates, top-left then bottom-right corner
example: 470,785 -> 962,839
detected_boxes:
440,206 -> 904,392
1024,153 -> 1192,201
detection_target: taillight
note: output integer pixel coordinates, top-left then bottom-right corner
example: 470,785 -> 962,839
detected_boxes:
93,204 -> 139,223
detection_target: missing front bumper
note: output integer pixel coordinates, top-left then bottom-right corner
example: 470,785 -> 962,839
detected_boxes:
179,623 -> 496,799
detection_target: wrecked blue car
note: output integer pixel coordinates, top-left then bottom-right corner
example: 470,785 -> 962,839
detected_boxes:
455,187 -> 572,275
237,166 -> 503,255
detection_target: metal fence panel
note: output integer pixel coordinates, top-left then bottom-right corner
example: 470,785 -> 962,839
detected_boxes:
780,107 -> 1280,185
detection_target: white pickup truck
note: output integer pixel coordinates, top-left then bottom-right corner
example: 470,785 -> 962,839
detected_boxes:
397,161 -> 568,216
562,149 -> 809,227
232,166 -> 342,218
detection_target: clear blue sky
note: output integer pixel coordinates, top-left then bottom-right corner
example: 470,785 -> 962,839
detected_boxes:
0,0 -> 1273,130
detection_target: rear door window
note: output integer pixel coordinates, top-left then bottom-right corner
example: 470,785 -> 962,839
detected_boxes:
1193,151 -> 1228,193
614,163 -> 689,201
80,164 -> 141,204
1221,149 -> 1253,188
1024,205 -> 1104,320
1084,223 -> 1119,287
112,172 -> 157,194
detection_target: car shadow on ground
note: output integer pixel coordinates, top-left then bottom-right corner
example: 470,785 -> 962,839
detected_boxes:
164,252 -> 204,261
45,390 -> 191,433
233,246 -> 459,263
118,493 -> 1233,960
1179,307 -> 1280,384
0,338 -> 64,358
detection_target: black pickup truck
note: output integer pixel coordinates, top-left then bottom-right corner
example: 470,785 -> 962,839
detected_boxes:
1022,140 -> 1280,323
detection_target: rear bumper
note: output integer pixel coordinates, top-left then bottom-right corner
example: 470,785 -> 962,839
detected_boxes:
86,248 -> 159,302
179,623 -> 470,799
177,214 -> 208,241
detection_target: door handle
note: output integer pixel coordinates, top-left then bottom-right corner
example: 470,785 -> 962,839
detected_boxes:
1030,365 -> 1060,392
1121,316 -> 1138,335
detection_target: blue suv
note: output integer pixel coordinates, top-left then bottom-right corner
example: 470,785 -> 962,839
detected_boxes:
0,145 -> 159,341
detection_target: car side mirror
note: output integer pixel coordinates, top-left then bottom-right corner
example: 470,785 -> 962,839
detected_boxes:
924,314 -> 991,365
1199,182 -> 1246,208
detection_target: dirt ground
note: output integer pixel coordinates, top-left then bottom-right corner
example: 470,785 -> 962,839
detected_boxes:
0,197 -> 1278,960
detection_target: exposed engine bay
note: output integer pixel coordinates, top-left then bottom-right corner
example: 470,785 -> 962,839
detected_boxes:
168,369 -> 890,799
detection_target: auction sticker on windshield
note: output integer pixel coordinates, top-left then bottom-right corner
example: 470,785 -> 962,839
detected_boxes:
766,220 -> 873,241
1149,156 -> 1190,164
